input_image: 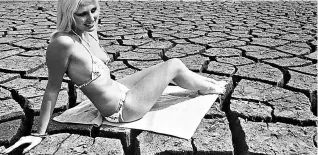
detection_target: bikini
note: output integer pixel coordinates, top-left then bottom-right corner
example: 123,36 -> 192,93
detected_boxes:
71,30 -> 128,123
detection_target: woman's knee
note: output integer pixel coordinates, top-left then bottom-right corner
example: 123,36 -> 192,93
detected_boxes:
165,58 -> 186,74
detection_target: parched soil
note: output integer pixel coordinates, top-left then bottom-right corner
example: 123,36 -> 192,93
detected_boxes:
0,0 -> 317,155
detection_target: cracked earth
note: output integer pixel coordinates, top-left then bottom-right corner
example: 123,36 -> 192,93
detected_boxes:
0,0 -> 317,155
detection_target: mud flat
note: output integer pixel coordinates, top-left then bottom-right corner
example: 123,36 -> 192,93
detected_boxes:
0,0 -> 317,154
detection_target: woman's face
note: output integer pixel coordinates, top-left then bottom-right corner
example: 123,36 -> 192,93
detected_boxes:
73,0 -> 99,33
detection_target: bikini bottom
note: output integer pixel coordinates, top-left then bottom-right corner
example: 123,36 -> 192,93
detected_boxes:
104,81 -> 129,123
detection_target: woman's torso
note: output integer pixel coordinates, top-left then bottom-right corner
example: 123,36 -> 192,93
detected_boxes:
54,32 -> 122,117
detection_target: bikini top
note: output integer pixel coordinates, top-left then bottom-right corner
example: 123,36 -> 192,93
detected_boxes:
71,31 -> 110,89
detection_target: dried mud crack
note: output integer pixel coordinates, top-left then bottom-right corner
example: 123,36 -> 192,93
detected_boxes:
0,0 -> 317,155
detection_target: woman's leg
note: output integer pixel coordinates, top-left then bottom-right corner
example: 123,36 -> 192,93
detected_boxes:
117,60 -> 225,89
122,58 -> 225,122
116,61 -> 165,89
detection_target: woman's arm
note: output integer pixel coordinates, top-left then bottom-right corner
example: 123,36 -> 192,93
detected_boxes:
37,36 -> 72,134
1,34 -> 73,154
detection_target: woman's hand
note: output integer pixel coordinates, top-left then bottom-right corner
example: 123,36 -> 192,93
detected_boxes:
1,136 -> 43,154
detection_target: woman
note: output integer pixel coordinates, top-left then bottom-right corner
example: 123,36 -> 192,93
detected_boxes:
2,0 -> 226,154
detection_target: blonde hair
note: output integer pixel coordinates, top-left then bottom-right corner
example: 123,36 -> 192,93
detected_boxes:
50,0 -> 99,40
56,0 -> 82,33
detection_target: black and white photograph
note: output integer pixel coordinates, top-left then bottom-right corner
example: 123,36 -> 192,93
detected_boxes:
0,0 -> 317,154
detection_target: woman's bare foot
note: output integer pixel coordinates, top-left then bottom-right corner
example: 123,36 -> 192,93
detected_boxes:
198,80 -> 227,95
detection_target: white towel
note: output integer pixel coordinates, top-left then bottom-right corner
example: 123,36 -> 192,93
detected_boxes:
53,86 -> 218,139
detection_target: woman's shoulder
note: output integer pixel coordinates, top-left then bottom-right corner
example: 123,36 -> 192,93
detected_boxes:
46,32 -> 77,59
50,32 -> 76,47
48,32 -> 77,53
